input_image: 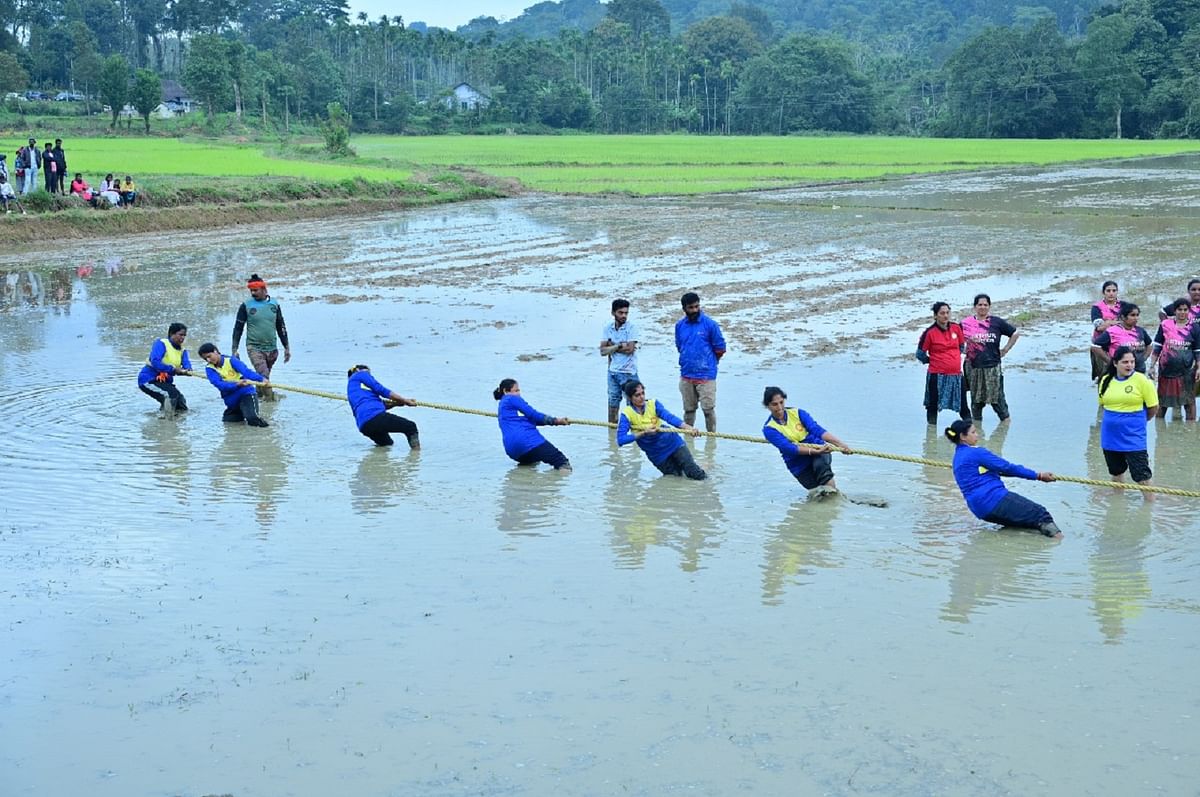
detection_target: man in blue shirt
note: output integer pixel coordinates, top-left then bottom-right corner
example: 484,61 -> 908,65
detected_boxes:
675,291 -> 726,432
600,298 -> 639,425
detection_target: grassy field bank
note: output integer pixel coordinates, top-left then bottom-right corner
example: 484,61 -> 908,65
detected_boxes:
0,136 -> 498,241
3,133 -> 1198,240
356,135 -> 1200,194
29,138 -> 413,182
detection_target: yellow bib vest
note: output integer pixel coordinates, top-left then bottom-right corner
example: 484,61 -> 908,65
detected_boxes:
621,399 -> 660,433
205,356 -> 241,383
765,408 -> 809,444
148,338 -> 183,370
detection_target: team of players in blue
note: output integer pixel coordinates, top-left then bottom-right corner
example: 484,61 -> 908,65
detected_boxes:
142,282 -> 1149,540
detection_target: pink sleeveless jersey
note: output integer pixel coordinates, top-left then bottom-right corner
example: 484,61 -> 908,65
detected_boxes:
1092,300 -> 1120,342
1105,324 -> 1144,356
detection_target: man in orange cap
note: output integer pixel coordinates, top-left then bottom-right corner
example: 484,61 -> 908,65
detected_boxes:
232,273 -> 291,400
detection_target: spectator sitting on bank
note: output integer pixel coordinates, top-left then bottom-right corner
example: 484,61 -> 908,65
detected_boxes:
98,173 -> 121,206
0,174 -> 16,213
120,175 -> 137,206
70,173 -> 96,205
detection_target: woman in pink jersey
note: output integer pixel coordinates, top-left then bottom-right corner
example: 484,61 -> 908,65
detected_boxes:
1148,298 -> 1200,420
1092,302 -> 1153,374
961,293 -> 1019,422
1090,281 -> 1121,381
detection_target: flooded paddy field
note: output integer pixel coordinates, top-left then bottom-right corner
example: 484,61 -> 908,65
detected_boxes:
2,157 -> 1199,796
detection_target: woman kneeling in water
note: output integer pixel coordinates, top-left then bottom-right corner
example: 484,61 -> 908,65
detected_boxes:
494,378 -> 571,470
945,419 -> 1061,537
761,386 -> 851,495
616,381 -> 705,480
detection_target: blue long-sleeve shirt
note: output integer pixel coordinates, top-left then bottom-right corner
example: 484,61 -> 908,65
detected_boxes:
616,400 -> 686,465
951,444 -> 1037,519
347,371 -> 396,429
204,356 -> 264,407
497,393 -> 554,458
137,339 -> 192,386
675,312 -> 726,380
762,408 -> 828,477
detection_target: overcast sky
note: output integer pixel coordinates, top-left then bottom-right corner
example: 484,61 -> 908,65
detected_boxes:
348,0 -> 542,28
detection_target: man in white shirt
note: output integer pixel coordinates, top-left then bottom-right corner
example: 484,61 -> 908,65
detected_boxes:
600,298 -> 640,425
0,175 -> 16,214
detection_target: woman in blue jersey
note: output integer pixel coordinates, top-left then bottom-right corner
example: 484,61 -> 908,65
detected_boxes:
945,419 -> 1061,537
616,381 -> 705,480
198,343 -> 269,427
138,321 -> 193,416
347,364 -> 420,448
1097,346 -> 1158,487
762,386 -> 851,493
494,378 -> 571,470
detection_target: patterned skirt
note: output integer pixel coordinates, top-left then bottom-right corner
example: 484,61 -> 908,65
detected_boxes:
1157,370 -> 1197,408
924,373 -> 965,413
1090,347 -> 1108,381
964,362 -> 1005,406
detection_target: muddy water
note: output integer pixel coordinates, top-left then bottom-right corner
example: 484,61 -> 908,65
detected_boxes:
2,158 -> 1199,796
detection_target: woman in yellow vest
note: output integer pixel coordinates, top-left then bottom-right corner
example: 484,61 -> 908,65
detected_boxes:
616,380 -> 706,479
762,386 -> 851,494
198,342 -> 269,427
137,322 -> 192,416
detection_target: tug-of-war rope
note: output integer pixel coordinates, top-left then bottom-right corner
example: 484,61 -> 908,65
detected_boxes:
185,375 -> 1200,499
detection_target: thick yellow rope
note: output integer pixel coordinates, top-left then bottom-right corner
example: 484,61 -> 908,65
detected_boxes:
181,375 -> 1200,498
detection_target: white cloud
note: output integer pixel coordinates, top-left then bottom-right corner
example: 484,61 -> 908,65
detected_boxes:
348,0 -> 541,29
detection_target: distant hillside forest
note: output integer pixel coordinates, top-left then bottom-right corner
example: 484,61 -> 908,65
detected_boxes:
2,0 -> 1200,138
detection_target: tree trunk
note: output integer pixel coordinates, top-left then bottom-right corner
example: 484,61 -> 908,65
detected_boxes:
1115,105 -> 1122,139
144,113 -> 150,134
233,80 -> 243,120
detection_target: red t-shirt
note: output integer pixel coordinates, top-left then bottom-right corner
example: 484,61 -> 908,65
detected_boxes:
918,322 -> 964,375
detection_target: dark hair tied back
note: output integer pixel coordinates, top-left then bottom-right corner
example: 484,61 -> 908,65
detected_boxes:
1099,346 -> 1135,397
945,419 -> 973,444
762,386 -> 786,407
494,378 -> 517,400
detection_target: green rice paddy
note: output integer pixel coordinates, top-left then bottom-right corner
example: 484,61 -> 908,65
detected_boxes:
24,133 -> 1200,196
354,134 -> 1200,194
56,138 -> 412,182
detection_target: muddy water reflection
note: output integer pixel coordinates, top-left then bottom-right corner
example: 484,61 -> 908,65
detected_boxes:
2,161 -> 1199,796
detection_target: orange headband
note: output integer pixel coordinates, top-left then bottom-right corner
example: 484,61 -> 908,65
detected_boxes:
247,279 -> 267,290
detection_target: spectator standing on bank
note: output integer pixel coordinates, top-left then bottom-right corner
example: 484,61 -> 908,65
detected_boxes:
42,143 -> 56,193
20,138 -> 39,195
675,291 -> 727,433
232,273 -> 291,400
53,140 -> 67,195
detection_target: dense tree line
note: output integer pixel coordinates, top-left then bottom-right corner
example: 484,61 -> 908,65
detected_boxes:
1,0 -> 1199,138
